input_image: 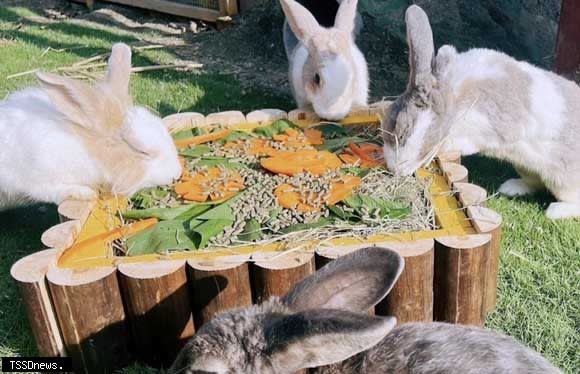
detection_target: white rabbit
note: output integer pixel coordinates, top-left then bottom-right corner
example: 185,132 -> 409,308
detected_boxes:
0,43 -> 181,210
170,246 -> 561,374
281,0 -> 369,121
381,5 -> 580,219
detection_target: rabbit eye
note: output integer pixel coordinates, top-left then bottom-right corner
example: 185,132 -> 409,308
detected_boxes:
313,73 -> 321,86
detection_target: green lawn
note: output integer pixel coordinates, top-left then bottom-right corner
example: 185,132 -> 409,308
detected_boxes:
0,3 -> 578,373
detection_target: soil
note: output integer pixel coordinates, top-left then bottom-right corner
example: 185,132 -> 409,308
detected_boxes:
2,0 -> 568,100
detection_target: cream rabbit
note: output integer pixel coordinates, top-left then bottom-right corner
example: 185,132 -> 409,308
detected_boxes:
381,5 -> 580,219
281,0 -> 369,121
0,43 -> 181,210
170,247 -> 561,373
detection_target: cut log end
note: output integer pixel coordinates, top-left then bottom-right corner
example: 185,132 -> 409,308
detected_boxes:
455,182 -> 487,207
57,199 -> 95,222
118,260 -> 186,279
11,249 -> 58,283
163,112 -> 206,132
205,111 -> 246,126
46,265 -> 116,286
246,109 -> 287,124
441,162 -> 469,184
41,220 -> 81,249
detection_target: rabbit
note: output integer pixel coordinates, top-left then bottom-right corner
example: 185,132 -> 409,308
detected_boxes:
170,246 -> 561,374
280,0 -> 369,121
0,43 -> 181,210
381,5 -> 580,220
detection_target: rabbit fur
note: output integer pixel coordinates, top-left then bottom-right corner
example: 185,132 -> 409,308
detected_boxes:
170,247 -> 560,374
280,0 -> 368,121
381,5 -> 580,219
0,43 -> 181,210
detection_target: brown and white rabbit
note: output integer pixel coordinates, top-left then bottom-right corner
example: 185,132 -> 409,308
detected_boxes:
281,0 -> 369,121
0,43 -> 181,210
381,5 -> 580,219
170,247 -> 561,374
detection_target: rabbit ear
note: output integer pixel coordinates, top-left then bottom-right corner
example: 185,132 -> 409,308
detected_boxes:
282,247 -> 404,313
405,5 -> 435,86
267,309 -> 396,371
36,72 -> 101,129
279,0 -> 321,41
106,43 -> 132,96
334,0 -> 358,35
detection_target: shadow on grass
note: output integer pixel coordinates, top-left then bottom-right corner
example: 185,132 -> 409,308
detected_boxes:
463,154 -> 554,211
0,204 -> 59,355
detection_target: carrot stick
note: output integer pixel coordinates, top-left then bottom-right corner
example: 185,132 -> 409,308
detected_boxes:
174,129 -> 231,148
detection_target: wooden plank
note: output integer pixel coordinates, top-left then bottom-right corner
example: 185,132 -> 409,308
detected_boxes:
555,0 -> 580,79
103,0 -> 221,22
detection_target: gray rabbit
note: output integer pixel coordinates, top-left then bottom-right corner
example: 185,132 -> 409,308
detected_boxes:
170,247 -> 560,373
381,5 -> 580,220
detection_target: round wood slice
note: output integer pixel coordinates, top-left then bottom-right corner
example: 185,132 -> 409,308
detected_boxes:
163,112 -> 206,132
41,220 -> 81,249
246,109 -> 287,124
188,255 -> 253,327
467,206 -> 503,314
438,151 -> 462,164
455,182 -> 487,207
434,234 -> 492,326
441,162 -> 469,184
287,109 -> 320,124
57,199 -> 95,223
10,249 -> 65,357
375,239 -> 435,323
251,250 -> 315,302
118,260 -> 194,367
47,266 -> 129,374
205,111 -> 246,126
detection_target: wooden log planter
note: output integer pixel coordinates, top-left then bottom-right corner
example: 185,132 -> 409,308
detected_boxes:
11,105 -> 502,373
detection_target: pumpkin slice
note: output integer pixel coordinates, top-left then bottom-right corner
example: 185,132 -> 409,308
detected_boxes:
272,127 -> 324,147
274,175 -> 361,212
261,149 -> 342,176
174,129 -> 231,149
174,167 -> 244,202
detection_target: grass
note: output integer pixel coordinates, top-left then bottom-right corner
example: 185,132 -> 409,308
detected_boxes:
0,3 -> 578,373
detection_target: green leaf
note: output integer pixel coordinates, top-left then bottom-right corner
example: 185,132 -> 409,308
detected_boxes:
312,123 -> 348,138
253,119 -> 294,138
239,218 -> 262,242
195,158 -> 246,169
195,195 -> 242,220
123,203 -> 213,221
340,166 -> 372,178
328,205 -> 356,221
281,218 -> 334,234
172,128 -> 203,140
192,219 -> 234,249
126,220 -> 196,256
179,145 -> 211,157
268,208 -> 282,221
343,194 -> 411,219
316,136 -> 366,153
219,130 -> 254,144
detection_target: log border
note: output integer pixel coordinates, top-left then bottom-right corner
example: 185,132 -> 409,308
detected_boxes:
12,106 -> 502,372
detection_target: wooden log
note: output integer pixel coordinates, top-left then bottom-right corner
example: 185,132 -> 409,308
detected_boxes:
57,199 -> 95,223
375,239 -> 434,323
369,101 -> 392,117
118,260 -> 195,367
188,255 -> 253,327
205,111 -> 246,126
41,220 -> 81,249
441,161 -> 468,184
467,206 -> 503,314
251,250 -> 315,302
554,0 -> 580,79
287,109 -> 320,125
10,249 -> 65,357
434,234 -> 491,326
102,0 -> 221,23
455,182 -> 487,207
47,266 -> 129,374
246,109 -> 287,124
163,112 -> 206,133
438,151 -> 462,165
219,0 -> 238,16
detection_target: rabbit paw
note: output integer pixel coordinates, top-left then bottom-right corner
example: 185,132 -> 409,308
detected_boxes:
498,179 -> 539,197
545,202 -> 580,220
